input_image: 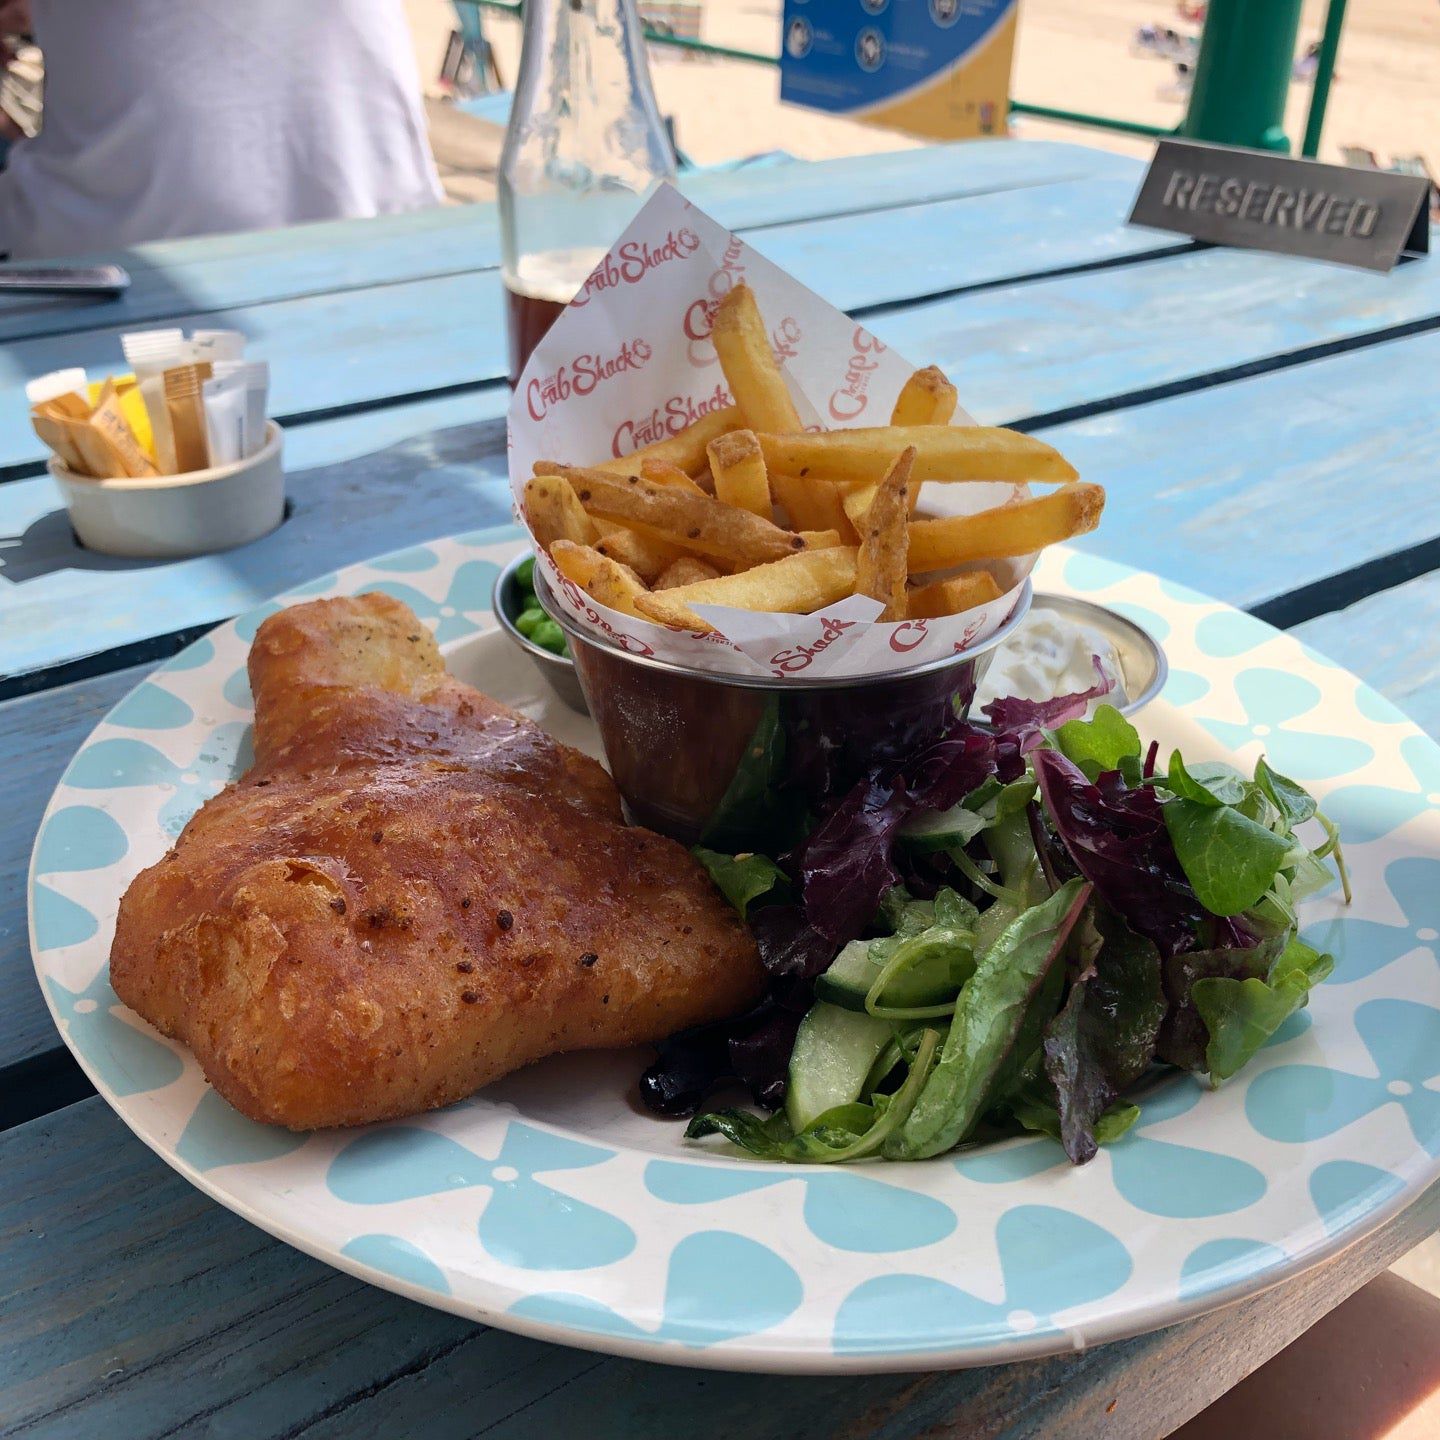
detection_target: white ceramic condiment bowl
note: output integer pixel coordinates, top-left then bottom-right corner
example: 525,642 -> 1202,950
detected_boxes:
49,420 -> 284,559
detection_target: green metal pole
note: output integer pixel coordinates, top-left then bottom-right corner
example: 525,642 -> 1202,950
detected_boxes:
1179,0 -> 1304,153
1301,0 -> 1348,158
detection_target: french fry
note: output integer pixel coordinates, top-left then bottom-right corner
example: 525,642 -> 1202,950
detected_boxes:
841,476 -> 919,531
854,447 -> 913,621
655,557 -> 722,590
710,282 -> 802,434
891,366 -> 958,427
523,474 -> 595,551
593,525 -> 686,583
770,470 -> 855,538
636,547 -> 859,633
640,458 -> 706,495
590,406 -> 740,479
549,540 -> 651,621
907,484 -> 1105,571
797,529 -> 845,549
556,464 -> 811,567
905,571 -> 1002,619
707,430 -> 772,520
758,426 -> 1078,486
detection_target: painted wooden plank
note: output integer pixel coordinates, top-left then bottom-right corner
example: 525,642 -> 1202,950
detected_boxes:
1293,572 -> 1440,739
875,243 -> 1440,427
0,175 -> 1175,473
0,665 -> 147,1079
0,393 -> 512,681
3,1097 -> 1437,1439
1039,328 -> 1440,614
0,140 -> 1141,344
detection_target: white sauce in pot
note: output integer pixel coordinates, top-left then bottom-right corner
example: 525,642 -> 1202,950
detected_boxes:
974,609 -> 1126,712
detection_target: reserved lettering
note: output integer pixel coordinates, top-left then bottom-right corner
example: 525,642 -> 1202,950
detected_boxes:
1160,169 -> 1380,238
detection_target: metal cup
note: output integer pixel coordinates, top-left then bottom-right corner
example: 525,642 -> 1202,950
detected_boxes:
537,569 -> 1033,846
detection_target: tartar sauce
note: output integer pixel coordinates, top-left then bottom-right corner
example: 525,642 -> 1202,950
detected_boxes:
975,609 -> 1125,713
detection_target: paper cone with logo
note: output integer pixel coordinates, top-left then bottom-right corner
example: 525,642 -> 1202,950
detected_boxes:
507,183 -> 1035,680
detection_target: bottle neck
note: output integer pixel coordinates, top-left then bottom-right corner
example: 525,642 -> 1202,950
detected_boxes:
499,0 -> 676,298
512,0 -> 661,140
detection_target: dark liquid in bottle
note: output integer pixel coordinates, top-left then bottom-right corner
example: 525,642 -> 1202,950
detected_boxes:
505,284 -> 570,387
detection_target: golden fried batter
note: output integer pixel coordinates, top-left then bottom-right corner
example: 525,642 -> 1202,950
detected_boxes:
110,593 -> 762,1129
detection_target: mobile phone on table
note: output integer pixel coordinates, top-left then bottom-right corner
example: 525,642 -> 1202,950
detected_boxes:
0,264 -> 131,294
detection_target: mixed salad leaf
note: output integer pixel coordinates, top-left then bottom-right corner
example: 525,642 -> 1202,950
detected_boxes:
652,685 -> 1348,1167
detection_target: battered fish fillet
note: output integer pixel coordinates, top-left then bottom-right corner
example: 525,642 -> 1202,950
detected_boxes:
110,592 -> 763,1130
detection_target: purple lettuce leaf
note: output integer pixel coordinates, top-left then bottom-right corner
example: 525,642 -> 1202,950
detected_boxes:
798,723 -> 1008,944
1033,749 -> 1207,958
980,658 -> 1113,755
749,903 -> 840,980
1156,933 -> 1286,1071
1042,906 -> 1166,1163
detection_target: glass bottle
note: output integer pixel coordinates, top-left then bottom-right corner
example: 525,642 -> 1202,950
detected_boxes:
499,0 -> 677,384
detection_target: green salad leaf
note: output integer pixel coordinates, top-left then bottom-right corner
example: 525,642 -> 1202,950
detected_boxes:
1054,703 -> 1141,778
1164,798 -> 1291,915
1254,757 -> 1317,826
1192,936 -> 1335,1081
885,878 -> 1090,1160
1010,1090 -> 1141,1147
1165,752 -> 1251,808
693,847 -> 789,919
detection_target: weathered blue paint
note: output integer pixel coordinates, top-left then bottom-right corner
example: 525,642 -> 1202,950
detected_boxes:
0,140 -> 1139,346
1033,328 -> 1440,614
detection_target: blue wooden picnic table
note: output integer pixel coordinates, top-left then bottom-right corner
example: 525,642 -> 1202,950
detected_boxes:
2,137 -> 1438,1438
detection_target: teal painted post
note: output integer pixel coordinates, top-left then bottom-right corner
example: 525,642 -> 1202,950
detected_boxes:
1301,0 -> 1348,158
1179,0 -> 1304,153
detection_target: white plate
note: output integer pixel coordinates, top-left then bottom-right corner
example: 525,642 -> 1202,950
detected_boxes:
29,527 -> 1440,1373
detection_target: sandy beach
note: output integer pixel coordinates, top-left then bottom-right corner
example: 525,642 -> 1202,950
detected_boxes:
407,0 -> 1438,180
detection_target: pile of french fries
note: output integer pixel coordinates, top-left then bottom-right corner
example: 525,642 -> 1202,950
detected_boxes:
523,283 -> 1104,636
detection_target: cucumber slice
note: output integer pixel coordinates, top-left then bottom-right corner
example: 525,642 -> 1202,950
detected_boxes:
814,931 -> 972,1014
898,802 -> 987,853
813,939 -> 876,1011
785,1003 -> 893,1132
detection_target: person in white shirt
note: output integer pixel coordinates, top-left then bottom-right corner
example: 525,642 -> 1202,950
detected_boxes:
0,0 -> 443,259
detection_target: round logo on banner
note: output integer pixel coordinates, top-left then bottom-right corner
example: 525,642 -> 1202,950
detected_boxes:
785,17 -> 812,58
930,0 -> 959,25
855,26 -> 885,71
861,0 -> 889,14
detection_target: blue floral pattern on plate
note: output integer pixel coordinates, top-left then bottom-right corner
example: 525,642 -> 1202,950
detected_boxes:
25,535 -> 1440,1372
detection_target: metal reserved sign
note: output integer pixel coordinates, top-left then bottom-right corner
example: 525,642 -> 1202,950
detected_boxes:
1130,139 -> 1431,273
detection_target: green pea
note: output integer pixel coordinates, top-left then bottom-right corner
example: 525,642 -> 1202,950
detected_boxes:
532,619 -> 566,654
514,606 -> 545,637
516,554 -> 536,590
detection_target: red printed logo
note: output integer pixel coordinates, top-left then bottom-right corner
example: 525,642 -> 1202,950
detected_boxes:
526,338 -> 652,420
571,228 -> 702,306
888,619 -> 929,653
828,326 -> 887,422
611,383 -> 732,458
952,616 -> 986,653
768,615 -> 856,674
555,573 -> 655,655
